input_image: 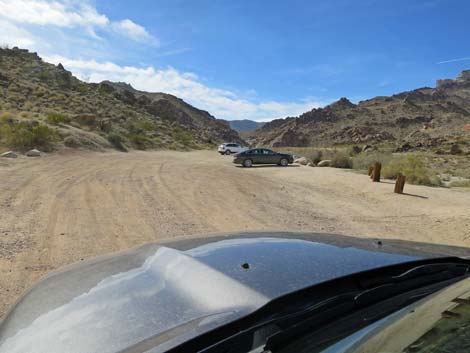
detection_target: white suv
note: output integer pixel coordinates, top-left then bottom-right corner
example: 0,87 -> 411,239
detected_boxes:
218,143 -> 248,155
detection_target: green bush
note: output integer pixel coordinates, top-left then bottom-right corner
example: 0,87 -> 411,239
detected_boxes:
172,126 -> 194,145
128,133 -> 151,150
306,150 -> 323,164
0,122 -> 58,151
129,120 -> 157,133
449,180 -> 470,188
382,154 -> 442,187
0,111 -> 14,123
76,114 -> 96,126
352,152 -> 393,170
330,152 -> 353,168
107,132 -> 127,152
46,112 -> 70,125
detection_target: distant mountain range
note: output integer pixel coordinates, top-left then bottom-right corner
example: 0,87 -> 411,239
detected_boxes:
247,70 -> 470,152
0,47 -> 241,152
229,119 -> 265,132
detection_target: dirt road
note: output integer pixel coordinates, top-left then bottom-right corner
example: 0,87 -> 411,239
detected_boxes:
1,150 -> 469,317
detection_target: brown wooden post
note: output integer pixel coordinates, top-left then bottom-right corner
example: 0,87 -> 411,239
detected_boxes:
394,174 -> 406,194
372,162 -> 381,182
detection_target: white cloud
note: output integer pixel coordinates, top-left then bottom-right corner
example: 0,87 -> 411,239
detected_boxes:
0,0 -> 108,27
437,57 -> 470,64
0,0 -> 156,43
0,19 -> 36,48
44,55 -> 324,121
112,19 -> 156,44
0,0 -> 322,121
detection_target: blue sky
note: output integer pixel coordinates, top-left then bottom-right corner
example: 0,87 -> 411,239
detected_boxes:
1,0 -> 470,121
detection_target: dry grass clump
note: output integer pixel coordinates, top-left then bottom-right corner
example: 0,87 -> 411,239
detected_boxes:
382,154 -> 442,187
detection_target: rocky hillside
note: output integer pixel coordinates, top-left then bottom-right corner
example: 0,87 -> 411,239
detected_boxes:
0,47 -> 240,152
248,71 -> 470,153
229,119 -> 265,132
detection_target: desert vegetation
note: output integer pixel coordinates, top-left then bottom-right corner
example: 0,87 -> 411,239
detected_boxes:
281,146 -> 469,188
0,47 -> 240,154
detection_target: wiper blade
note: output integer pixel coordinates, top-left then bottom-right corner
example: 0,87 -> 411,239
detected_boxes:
168,259 -> 470,353
355,263 -> 470,306
265,263 -> 470,352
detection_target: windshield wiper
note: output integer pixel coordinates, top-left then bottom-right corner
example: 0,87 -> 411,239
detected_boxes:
167,259 -> 470,353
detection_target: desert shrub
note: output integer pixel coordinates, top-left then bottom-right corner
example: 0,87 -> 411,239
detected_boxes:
450,180 -> 470,188
330,151 -> 353,168
128,120 -> 156,134
450,144 -> 463,155
34,86 -> 47,97
76,114 -> 96,126
38,70 -> 50,82
128,133 -> 151,150
352,152 -> 393,170
306,150 -> 323,164
63,136 -> 81,148
0,122 -> 58,151
172,126 -> 194,145
77,83 -> 88,93
350,145 -> 362,155
382,154 -> 442,186
0,111 -> 14,123
107,132 -> 127,152
46,112 -> 70,125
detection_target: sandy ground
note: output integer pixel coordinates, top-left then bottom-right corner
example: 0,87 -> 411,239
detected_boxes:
0,149 -> 469,317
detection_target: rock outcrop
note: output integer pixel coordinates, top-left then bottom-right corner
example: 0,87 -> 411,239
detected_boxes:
248,70 -> 470,150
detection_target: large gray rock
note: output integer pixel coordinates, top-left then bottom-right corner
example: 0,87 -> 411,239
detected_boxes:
294,157 -> 311,166
317,160 -> 332,167
1,151 -> 17,158
26,149 -> 41,157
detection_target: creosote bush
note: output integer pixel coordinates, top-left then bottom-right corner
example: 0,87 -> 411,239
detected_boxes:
352,152 -> 393,170
0,121 -> 58,151
330,151 -> 353,168
46,112 -> 70,125
382,154 -> 442,187
107,132 -> 127,152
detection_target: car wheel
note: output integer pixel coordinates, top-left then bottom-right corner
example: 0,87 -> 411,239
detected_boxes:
243,159 -> 253,168
225,150 -> 231,155
280,158 -> 288,167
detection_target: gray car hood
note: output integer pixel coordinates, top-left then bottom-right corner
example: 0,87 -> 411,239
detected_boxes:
0,232 -> 468,353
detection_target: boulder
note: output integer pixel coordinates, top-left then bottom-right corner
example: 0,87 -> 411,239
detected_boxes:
307,162 -> 315,167
1,151 -> 17,158
362,144 -> 375,152
294,157 -> 310,166
317,160 -> 332,167
26,149 -> 41,157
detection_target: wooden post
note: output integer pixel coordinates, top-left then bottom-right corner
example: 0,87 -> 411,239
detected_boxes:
394,174 -> 406,194
372,162 -> 381,182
